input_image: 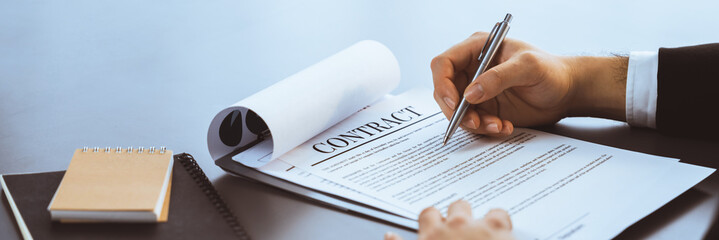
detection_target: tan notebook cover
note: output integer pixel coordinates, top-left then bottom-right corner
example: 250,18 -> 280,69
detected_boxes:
48,147 -> 173,222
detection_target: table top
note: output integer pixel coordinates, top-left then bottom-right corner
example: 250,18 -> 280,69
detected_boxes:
2,1 -> 719,239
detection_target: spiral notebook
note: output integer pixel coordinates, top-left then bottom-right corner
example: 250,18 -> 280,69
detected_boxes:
48,147 -> 173,222
1,153 -> 250,240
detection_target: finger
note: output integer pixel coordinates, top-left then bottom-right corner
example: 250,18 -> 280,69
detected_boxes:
432,32 -> 492,85
432,33 -> 490,88
435,92 -> 483,135
454,70 -> 471,95
384,232 -> 403,240
470,99 -> 513,136
477,114 -> 503,135
460,102 -> 496,135
459,108 -> 480,130
418,207 -> 443,231
447,200 -> 473,218
446,200 -> 473,227
433,84 -> 460,116
483,208 -> 512,230
464,52 -> 540,104
434,71 -> 475,123
434,91 -> 457,121
432,33 -> 493,110
461,114 -> 511,137
476,110 -> 514,137
500,120 -> 514,135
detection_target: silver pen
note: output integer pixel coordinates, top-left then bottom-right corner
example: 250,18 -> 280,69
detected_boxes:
442,13 -> 513,146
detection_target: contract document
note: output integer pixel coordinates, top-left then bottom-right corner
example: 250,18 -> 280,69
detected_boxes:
208,41 -> 714,239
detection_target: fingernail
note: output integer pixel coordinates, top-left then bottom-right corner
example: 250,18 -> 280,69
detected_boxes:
443,97 -> 456,110
501,125 -> 512,134
464,84 -> 484,102
486,123 -> 499,133
384,232 -> 398,240
463,118 -> 477,129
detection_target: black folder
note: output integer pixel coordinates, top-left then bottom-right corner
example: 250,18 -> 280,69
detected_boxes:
1,153 -> 250,240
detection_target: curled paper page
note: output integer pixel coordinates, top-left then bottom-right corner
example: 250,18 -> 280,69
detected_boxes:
208,40 -> 400,167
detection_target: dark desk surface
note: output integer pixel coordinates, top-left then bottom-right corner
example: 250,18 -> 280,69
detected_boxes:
2,1 -> 719,239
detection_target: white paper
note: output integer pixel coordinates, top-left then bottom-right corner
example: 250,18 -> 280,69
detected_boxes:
256,159 -> 417,219
208,40 -> 400,167
593,162 -> 715,239
277,89 -> 714,239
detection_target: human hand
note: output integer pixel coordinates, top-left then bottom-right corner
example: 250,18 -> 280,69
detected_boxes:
384,200 -> 514,240
431,32 -> 627,136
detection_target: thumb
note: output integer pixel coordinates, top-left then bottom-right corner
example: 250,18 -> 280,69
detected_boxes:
463,54 -> 532,104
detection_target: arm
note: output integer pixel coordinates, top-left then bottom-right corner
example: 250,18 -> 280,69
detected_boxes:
565,56 -> 627,121
431,32 -> 628,136
657,43 -> 719,138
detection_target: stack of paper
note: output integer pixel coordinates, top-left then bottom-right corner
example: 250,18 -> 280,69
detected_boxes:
207,41 -> 714,239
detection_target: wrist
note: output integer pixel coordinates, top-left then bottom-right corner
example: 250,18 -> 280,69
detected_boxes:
566,56 -> 628,121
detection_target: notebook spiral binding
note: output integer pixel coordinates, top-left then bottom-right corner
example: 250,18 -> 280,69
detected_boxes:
81,146 -> 167,154
176,153 -> 251,240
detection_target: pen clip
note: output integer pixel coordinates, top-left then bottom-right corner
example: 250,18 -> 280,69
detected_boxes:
476,23 -> 500,63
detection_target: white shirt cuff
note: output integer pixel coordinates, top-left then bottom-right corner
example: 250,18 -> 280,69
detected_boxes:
625,51 -> 659,128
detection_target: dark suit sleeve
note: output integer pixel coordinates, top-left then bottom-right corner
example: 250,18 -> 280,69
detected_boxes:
656,43 -> 719,139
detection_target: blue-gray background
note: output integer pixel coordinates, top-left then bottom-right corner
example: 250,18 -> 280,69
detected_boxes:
2,1 -> 718,239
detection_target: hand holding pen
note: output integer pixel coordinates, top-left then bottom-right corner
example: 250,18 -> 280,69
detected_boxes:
433,14 -> 606,144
